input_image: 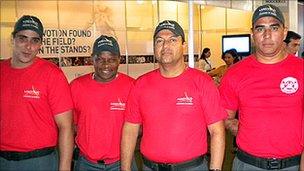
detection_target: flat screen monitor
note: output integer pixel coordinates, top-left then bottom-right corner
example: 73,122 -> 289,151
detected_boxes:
222,34 -> 251,57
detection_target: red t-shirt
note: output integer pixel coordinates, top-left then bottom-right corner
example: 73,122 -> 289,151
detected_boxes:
71,73 -> 134,164
219,55 -> 304,158
302,116 -> 304,147
0,58 -> 73,152
124,67 -> 227,163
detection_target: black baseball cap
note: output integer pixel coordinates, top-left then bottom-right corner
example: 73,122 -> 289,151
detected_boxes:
252,4 -> 285,25
284,31 -> 302,43
154,20 -> 185,42
93,35 -> 120,56
13,15 -> 44,39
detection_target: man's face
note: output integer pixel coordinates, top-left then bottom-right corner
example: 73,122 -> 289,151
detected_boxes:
252,17 -> 287,58
154,29 -> 185,65
286,38 -> 301,55
93,51 -> 120,82
12,30 -> 42,68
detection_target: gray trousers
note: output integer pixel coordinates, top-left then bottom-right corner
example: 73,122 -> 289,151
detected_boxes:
73,155 -> 138,171
74,156 -> 120,171
232,157 -> 299,171
0,151 -> 58,171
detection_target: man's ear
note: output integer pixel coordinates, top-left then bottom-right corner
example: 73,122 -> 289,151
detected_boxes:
283,26 -> 288,41
182,42 -> 187,51
117,57 -> 121,65
11,35 -> 14,46
250,30 -> 254,44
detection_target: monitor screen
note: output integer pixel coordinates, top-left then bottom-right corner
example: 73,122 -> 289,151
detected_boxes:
222,34 -> 251,57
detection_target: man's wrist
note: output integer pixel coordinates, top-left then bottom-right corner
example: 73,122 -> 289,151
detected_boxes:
209,169 -> 221,171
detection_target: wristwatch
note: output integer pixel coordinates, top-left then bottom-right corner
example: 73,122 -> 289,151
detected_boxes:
209,169 -> 221,171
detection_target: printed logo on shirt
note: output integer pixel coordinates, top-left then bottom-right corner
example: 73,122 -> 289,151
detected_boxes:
280,77 -> 298,94
110,98 -> 126,111
176,92 -> 193,105
23,86 -> 40,99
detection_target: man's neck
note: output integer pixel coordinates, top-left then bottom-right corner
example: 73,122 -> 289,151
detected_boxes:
11,57 -> 35,69
255,48 -> 288,64
159,61 -> 187,78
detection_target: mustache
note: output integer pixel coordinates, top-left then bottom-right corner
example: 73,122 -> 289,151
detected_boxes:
161,50 -> 173,55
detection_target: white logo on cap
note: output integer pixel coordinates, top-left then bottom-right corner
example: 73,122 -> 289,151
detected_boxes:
22,18 -> 39,29
258,5 -> 277,17
98,37 -> 113,47
159,20 -> 176,30
280,77 -> 298,94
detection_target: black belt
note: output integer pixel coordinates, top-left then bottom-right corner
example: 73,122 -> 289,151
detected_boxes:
236,149 -> 301,170
79,153 -> 115,165
0,147 -> 55,161
73,147 -> 80,160
97,160 -> 105,164
142,155 -> 204,171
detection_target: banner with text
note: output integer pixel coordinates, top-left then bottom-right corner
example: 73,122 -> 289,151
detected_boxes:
39,29 -> 94,57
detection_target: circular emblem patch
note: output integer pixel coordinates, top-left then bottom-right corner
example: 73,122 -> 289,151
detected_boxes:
280,77 -> 298,94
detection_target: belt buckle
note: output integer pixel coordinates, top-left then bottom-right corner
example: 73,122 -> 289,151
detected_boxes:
97,160 -> 105,165
158,163 -> 173,171
267,158 -> 281,170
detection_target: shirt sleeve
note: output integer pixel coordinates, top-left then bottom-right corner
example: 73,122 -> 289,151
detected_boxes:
218,72 -> 239,111
47,68 -> 73,115
200,76 -> 227,125
302,116 -> 304,147
70,80 -> 79,125
124,82 -> 142,124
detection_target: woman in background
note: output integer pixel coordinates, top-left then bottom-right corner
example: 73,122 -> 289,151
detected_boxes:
198,47 -> 214,72
209,49 -> 239,84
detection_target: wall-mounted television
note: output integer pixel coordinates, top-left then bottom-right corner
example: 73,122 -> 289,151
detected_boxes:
222,34 -> 251,57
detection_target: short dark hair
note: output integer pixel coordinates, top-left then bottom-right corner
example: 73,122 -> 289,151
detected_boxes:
284,31 -> 301,44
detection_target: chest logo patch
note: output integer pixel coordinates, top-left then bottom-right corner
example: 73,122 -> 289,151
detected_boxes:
23,86 -> 40,99
176,92 -> 193,105
280,77 -> 298,94
110,98 -> 126,111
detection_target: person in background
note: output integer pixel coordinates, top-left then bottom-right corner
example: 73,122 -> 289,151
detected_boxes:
0,15 -> 74,171
70,35 -> 135,171
284,30 -> 302,55
208,49 -> 239,84
198,47 -> 215,72
219,4 -> 303,170
121,20 -> 226,171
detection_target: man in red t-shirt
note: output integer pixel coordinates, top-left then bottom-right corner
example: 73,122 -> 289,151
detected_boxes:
219,4 -> 304,170
0,15 -> 74,171
71,35 -> 135,171
284,31 -> 301,56
121,20 -> 226,171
